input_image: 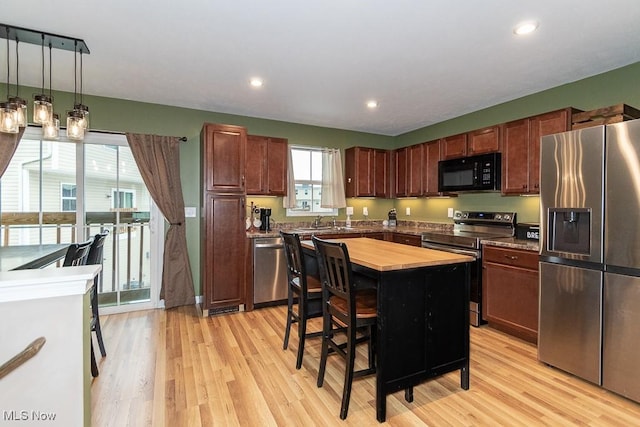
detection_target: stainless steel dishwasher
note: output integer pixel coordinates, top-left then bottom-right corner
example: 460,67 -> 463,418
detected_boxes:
253,237 -> 288,306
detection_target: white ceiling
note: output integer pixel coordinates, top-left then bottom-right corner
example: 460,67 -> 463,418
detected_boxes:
3,1 -> 640,136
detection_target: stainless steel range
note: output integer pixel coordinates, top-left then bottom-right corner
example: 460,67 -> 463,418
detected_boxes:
421,210 -> 516,326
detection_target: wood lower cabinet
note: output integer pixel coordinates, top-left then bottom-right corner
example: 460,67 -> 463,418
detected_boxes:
391,232 -> 422,247
246,135 -> 287,196
201,123 -> 248,314
202,194 -> 246,312
482,245 -> 539,343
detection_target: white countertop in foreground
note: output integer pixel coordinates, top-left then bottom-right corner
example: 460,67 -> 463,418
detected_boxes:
0,265 -> 101,303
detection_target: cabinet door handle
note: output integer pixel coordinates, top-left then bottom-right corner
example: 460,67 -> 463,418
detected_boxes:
505,255 -> 518,260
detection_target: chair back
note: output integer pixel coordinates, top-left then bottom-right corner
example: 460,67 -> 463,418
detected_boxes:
281,231 -> 307,289
86,230 -> 109,266
312,236 -> 355,309
62,240 -> 93,267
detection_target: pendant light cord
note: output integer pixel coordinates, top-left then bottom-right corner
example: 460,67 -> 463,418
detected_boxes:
15,38 -> 19,98
5,28 -> 9,99
73,40 -> 78,105
49,43 -> 53,100
40,34 -> 45,93
79,49 -> 83,105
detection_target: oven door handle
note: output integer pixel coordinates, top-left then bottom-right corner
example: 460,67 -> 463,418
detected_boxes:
421,242 -> 480,258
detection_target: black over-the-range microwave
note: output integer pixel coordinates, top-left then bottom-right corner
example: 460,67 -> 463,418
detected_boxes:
438,152 -> 501,192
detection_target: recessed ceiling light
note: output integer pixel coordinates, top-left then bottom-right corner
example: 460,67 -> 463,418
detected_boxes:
367,100 -> 378,109
513,21 -> 538,35
250,78 -> 263,88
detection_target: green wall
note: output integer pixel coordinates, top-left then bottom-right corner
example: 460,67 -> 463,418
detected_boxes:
19,61 -> 640,295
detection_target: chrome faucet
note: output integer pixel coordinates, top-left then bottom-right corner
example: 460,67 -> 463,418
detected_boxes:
313,215 -> 323,228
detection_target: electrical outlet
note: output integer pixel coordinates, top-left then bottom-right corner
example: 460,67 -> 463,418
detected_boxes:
406,207 -> 411,216
363,207 -> 368,216
185,207 -> 197,218
346,206 -> 354,215
447,208 -> 454,218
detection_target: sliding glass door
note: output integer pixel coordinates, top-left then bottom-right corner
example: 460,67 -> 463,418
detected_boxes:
0,128 -> 162,313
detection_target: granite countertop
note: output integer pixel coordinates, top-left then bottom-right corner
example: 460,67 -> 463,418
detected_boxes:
246,221 -> 451,239
481,237 -> 540,252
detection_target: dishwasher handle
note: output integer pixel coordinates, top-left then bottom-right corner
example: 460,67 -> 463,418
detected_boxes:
254,238 -> 284,249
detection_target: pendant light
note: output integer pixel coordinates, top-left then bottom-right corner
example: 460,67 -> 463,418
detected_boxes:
66,41 -> 85,141
8,38 -> 27,128
43,113 -> 60,140
42,44 -> 59,140
34,34 -> 53,125
0,30 -> 18,134
0,24 -> 90,136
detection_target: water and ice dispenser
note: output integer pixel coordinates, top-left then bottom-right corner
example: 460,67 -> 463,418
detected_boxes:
548,208 -> 591,255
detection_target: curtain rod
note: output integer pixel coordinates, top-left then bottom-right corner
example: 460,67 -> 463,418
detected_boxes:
84,129 -> 188,141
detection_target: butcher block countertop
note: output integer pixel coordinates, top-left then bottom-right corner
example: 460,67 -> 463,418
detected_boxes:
301,237 -> 473,272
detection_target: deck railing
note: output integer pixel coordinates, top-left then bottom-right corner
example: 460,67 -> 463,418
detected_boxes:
1,211 -> 151,306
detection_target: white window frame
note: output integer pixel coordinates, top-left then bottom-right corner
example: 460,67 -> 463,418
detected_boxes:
286,146 -> 338,217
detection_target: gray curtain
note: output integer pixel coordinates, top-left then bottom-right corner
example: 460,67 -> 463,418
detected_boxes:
126,133 -> 195,309
0,127 -> 26,178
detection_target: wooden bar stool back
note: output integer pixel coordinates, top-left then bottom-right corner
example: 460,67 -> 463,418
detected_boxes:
280,231 -> 323,369
312,236 -> 377,420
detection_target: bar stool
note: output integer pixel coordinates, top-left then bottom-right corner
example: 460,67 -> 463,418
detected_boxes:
281,231 -> 323,369
86,231 -> 109,364
312,236 -> 377,420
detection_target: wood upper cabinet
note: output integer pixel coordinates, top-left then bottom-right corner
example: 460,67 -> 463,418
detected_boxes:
345,147 -> 375,197
422,139 -> 442,196
373,149 -> 390,198
201,123 -> 246,193
482,245 -> 539,343
394,147 -> 408,197
441,133 -> 468,159
407,144 -> 423,196
246,135 -> 287,196
502,108 -> 573,195
442,126 -> 500,159
345,147 -> 390,198
468,125 -> 500,156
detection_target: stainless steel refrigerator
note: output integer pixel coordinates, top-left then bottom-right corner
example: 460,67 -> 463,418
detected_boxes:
539,119 -> 640,404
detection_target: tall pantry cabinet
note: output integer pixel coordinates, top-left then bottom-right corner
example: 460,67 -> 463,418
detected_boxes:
200,123 -> 247,315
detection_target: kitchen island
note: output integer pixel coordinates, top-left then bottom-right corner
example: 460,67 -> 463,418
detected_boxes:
301,237 -> 473,422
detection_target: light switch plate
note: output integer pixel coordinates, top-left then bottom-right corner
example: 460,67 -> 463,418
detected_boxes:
363,207 -> 368,216
447,207 -> 454,218
405,207 -> 411,216
346,206 -> 354,215
185,207 -> 197,218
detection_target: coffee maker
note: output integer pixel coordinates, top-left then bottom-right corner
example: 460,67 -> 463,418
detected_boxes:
259,208 -> 272,231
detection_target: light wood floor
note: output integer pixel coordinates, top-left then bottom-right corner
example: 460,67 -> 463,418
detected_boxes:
91,305 -> 640,426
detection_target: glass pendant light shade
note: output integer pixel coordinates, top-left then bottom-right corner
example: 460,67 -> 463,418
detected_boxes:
0,101 -> 19,133
74,103 -> 89,129
66,110 -> 85,141
8,96 -> 27,127
43,113 -> 59,140
34,94 -> 53,124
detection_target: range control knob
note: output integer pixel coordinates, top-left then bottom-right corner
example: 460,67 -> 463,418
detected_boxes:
503,214 -> 511,221
495,214 -> 502,220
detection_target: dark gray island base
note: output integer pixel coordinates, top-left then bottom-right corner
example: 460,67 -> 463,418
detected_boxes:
301,238 -> 471,422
